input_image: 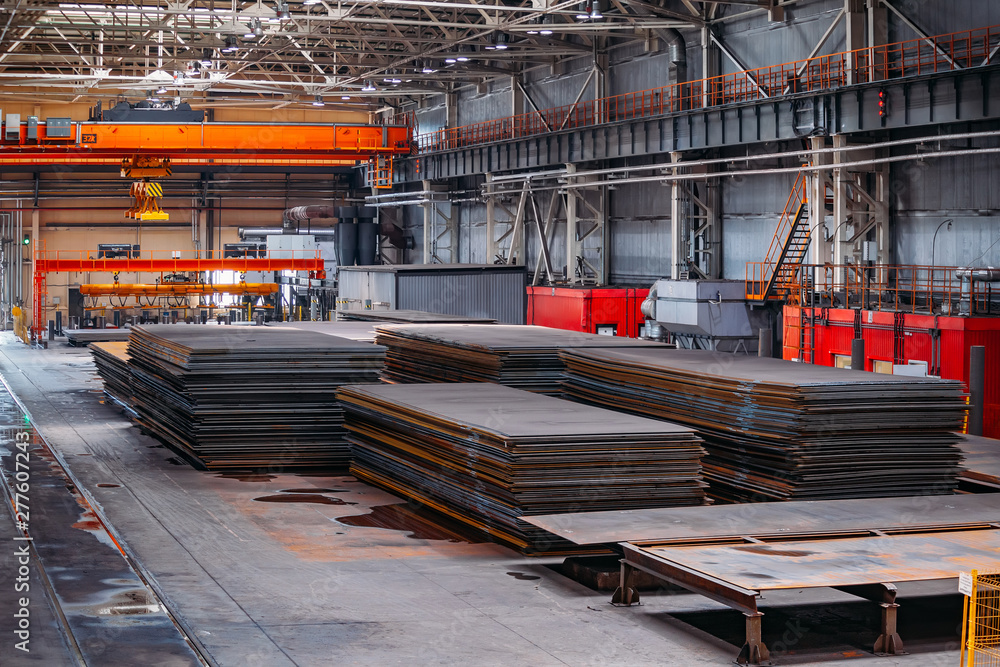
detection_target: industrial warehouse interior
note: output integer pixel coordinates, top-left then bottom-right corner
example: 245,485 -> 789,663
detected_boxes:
0,0 -> 999,665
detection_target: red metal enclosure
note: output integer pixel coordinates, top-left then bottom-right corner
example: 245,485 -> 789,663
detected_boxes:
784,306 -> 1000,438
527,286 -> 649,338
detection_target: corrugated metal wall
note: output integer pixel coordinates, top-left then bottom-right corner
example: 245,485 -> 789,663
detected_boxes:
398,0 -> 998,284
396,270 -> 527,324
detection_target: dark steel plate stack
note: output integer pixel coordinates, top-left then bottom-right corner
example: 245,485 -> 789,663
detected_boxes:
375,324 -> 665,393
90,341 -> 134,411
560,348 -> 967,502
338,383 -> 706,553
65,328 -> 131,346
127,325 -> 385,470
337,309 -> 497,324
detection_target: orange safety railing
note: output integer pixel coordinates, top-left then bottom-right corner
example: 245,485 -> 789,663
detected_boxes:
416,23 -> 1000,153
756,263 -> 998,315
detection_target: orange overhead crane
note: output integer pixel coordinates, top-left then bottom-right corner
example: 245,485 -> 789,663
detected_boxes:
0,121 -> 413,165
0,117 -> 413,218
31,245 -> 325,341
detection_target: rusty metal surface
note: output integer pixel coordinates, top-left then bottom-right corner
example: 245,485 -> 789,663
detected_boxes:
560,347 -> 967,501
635,529 -> 1000,592
524,493 -> 1000,545
268,320 -> 383,342
338,382 -> 705,553
376,323 -> 666,393
64,328 -> 132,346
958,433 -> 1000,487
336,309 -> 498,323
127,325 -> 385,470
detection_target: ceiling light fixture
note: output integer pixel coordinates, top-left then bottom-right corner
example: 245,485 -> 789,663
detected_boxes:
312,94 -> 325,106
493,33 -> 508,50
341,95 -> 351,100
156,86 -> 168,94
274,1 -> 289,20
222,35 -> 238,52
243,19 -> 257,39
199,49 -> 213,67
254,19 -> 264,37
421,61 -> 435,74
362,80 -> 376,92
445,57 -> 457,63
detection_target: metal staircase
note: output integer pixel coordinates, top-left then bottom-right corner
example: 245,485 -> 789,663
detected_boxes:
745,173 -> 810,302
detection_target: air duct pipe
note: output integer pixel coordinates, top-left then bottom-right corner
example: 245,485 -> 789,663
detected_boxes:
657,28 -> 687,85
957,266 -> 1000,315
278,204 -> 409,250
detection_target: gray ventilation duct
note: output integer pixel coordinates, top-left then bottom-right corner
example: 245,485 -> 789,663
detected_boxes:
657,28 -> 687,84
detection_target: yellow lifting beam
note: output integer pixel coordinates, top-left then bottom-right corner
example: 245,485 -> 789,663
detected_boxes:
80,282 -> 278,297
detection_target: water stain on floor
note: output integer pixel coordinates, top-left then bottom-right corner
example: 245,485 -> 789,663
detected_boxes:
279,487 -> 349,494
254,494 -> 356,506
336,503 -> 486,543
215,472 -> 277,482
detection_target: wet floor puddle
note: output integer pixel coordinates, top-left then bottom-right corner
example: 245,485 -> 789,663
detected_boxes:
335,503 -> 486,543
253,493 -> 356,506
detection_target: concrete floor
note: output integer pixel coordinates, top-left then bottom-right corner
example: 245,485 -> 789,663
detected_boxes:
0,334 -> 963,666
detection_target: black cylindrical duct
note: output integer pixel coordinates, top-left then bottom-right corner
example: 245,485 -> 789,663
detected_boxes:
357,223 -> 378,266
337,222 -> 358,267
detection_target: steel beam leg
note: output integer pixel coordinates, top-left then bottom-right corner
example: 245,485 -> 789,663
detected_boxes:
835,582 -> 905,656
611,560 -> 641,606
737,612 -> 770,665
873,603 -> 904,655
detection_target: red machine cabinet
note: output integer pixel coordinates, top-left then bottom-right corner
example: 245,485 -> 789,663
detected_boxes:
527,286 -> 649,338
784,306 -> 1000,437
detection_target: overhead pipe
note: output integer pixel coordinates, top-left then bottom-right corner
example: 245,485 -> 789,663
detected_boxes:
956,267 -> 1000,281
957,267 -> 1000,316
277,204 -> 410,249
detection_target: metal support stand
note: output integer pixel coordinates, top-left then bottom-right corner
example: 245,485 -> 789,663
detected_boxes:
835,582 -> 904,656
737,613 -> 770,665
611,561 -> 641,606
874,602 -> 903,655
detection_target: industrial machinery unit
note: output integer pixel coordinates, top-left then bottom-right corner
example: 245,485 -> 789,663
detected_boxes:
338,264 -> 529,324
527,286 -> 649,338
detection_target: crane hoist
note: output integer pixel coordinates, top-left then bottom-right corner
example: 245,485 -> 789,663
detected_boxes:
122,155 -> 171,221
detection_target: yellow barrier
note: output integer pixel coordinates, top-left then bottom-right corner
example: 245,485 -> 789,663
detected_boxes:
963,570 -> 1000,667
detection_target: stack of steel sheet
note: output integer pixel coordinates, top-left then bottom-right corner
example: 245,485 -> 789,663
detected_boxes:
65,328 -> 131,346
338,383 -> 706,553
337,309 -> 497,324
90,341 -> 134,410
560,348 -> 967,501
127,325 -> 385,470
269,321 -> 382,342
375,324 -> 664,393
